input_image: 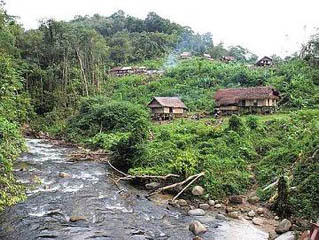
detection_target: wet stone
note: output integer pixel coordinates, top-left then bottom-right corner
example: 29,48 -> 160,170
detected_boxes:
192,186 -> 205,196
177,199 -> 188,206
145,182 -> 161,190
199,203 -> 210,210
188,209 -> 206,216
189,220 -> 207,235
275,219 -> 292,234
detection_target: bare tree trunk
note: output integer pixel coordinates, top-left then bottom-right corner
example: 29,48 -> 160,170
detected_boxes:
75,47 -> 89,96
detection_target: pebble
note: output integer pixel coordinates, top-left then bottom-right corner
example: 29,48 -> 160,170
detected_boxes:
252,217 -> 263,226
257,208 -> 265,215
208,200 -> 215,206
274,216 -> 280,220
214,204 -> 222,208
188,209 -> 206,216
177,199 -> 188,207
227,211 -> 240,219
247,210 -> 256,217
199,203 -> 210,210
192,186 -> 205,196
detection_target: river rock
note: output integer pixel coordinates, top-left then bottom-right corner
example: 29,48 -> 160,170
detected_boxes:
59,172 -> 71,178
189,221 -> 207,235
274,216 -> 280,220
69,216 -> 87,222
216,214 -> 227,221
193,237 -> 203,240
274,231 -> 295,240
227,211 -> 240,219
252,217 -> 263,226
145,182 -> 161,190
192,186 -> 204,196
247,196 -> 260,204
229,195 -> 244,204
247,210 -> 256,217
275,219 -> 292,234
214,204 -> 222,208
199,203 -> 210,210
177,199 -> 188,207
188,209 -> 206,216
257,208 -> 265,215
208,200 -> 215,206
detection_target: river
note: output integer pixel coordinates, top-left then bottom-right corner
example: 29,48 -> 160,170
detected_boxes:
0,139 -> 269,240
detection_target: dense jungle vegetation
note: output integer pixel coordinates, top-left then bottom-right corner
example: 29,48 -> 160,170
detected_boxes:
0,2 -> 318,220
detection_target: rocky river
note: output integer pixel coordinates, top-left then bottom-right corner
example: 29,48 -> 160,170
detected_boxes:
0,139 -> 269,240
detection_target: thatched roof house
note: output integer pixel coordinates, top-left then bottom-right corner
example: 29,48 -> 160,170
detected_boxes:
214,86 -> 280,115
148,97 -> 187,120
256,56 -> 273,67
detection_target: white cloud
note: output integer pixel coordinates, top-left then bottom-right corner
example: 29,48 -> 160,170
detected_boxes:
5,0 -> 319,57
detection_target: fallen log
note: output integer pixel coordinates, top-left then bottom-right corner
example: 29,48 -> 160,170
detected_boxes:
147,172 -> 205,197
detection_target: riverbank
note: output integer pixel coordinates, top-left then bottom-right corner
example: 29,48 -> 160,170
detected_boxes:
0,138 -> 273,240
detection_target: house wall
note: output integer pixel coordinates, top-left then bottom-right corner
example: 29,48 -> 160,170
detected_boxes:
173,108 -> 185,114
220,106 -> 239,111
151,107 -> 169,113
238,98 -> 277,107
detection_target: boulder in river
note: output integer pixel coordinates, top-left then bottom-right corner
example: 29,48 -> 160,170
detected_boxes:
192,186 -> 204,196
188,209 -> 206,216
275,219 -> 292,234
229,195 -> 244,204
274,231 -> 295,240
189,220 -> 207,235
69,216 -> 87,222
59,172 -> 71,178
145,182 -> 161,190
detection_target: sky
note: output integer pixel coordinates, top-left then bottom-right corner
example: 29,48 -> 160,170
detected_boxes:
5,0 -> 319,57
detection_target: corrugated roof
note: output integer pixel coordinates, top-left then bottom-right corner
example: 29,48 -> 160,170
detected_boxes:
215,86 -> 280,106
148,97 -> 187,109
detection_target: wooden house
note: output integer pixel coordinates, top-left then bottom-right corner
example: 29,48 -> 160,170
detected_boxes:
214,86 -> 280,115
256,56 -> 273,67
148,97 -> 187,120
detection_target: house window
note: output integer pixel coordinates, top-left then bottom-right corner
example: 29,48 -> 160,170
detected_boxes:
253,100 -> 258,106
169,107 -> 173,113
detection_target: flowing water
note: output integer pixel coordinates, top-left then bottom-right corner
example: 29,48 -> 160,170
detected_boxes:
0,139 -> 269,240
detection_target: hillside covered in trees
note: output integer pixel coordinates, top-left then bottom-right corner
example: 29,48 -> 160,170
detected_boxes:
0,1 -> 319,225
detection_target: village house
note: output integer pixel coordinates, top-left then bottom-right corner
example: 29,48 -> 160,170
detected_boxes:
109,66 -> 148,76
214,86 -> 280,115
180,52 -> 192,59
148,97 -> 187,120
256,56 -> 273,67
220,56 -> 235,63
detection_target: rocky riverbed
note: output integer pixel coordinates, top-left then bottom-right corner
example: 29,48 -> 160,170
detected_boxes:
0,139 -> 270,240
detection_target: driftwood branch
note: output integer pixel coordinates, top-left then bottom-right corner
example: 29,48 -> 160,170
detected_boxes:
172,172 -> 205,201
148,172 -> 205,197
107,161 -> 180,181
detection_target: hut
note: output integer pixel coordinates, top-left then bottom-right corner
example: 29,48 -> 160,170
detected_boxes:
214,86 -> 280,115
256,56 -> 273,67
148,97 -> 187,120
